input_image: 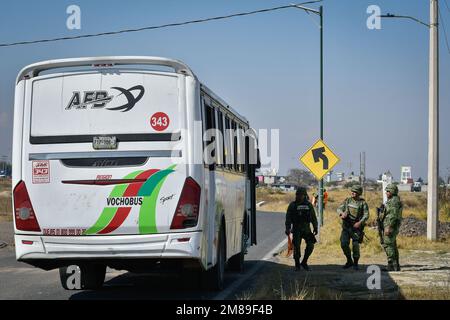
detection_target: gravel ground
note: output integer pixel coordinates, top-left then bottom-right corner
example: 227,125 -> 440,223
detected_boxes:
400,216 -> 450,239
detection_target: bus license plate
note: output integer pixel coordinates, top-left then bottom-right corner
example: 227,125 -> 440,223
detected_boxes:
93,136 -> 117,150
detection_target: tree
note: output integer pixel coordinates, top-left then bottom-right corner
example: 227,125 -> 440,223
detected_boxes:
344,181 -> 360,189
286,169 -> 316,186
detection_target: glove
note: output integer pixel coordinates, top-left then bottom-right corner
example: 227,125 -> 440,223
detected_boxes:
285,229 -> 291,236
339,212 -> 348,219
313,229 -> 318,236
385,226 -> 392,236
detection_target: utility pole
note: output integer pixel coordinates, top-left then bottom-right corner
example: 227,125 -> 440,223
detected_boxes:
427,0 -> 439,240
360,152 -> 366,197
380,0 -> 440,241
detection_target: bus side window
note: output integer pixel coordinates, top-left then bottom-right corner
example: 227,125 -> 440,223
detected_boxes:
238,125 -> 246,173
225,116 -> 233,170
216,110 -> 225,167
203,99 -> 216,168
244,134 -> 249,174
232,121 -> 238,172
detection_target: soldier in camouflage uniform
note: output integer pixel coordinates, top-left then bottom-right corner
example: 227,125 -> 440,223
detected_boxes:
337,185 -> 369,270
378,184 -> 403,271
285,187 -> 318,271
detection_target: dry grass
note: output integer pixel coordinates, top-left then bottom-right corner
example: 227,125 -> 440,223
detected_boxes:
243,268 -> 343,300
400,273 -> 450,300
257,186 -> 449,222
0,179 -> 12,216
257,187 -> 450,258
256,188 -> 294,213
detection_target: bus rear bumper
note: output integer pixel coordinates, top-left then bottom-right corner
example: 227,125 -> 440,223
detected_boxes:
15,232 -> 203,268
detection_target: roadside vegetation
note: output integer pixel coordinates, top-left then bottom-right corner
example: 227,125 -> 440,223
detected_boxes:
0,179 -> 12,220
257,186 -> 450,252
252,186 -> 450,300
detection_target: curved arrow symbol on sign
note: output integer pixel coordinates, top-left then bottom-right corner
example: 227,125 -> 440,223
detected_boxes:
312,147 -> 329,170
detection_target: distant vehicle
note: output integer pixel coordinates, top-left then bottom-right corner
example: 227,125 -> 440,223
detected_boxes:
12,56 -> 260,291
272,183 -> 297,191
411,182 -> 422,192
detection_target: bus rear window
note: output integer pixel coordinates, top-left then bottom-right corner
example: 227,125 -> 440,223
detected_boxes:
30,71 -> 181,142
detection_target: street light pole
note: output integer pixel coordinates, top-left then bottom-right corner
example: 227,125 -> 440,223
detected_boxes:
318,5 -> 324,228
292,3 -> 324,232
291,2 -> 324,233
380,0 -> 439,241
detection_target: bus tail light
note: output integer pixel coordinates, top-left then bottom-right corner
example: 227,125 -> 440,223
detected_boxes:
170,177 -> 201,229
13,181 -> 41,232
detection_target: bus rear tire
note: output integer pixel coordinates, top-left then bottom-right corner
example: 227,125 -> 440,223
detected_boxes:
59,264 -> 106,290
203,224 -> 226,291
228,227 -> 245,273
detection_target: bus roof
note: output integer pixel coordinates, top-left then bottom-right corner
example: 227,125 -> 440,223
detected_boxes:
16,56 -> 196,83
17,56 -> 249,125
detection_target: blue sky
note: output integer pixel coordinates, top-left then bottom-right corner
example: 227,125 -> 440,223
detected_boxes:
0,0 -> 449,181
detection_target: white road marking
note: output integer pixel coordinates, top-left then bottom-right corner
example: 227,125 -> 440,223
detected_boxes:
213,237 -> 288,300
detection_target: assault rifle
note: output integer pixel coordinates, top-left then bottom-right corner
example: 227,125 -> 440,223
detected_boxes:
376,204 -> 385,245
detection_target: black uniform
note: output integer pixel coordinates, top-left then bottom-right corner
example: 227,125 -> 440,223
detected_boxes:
285,199 -> 318,268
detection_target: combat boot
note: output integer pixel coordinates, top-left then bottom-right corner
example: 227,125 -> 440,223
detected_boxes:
301,259 -> 311,271
353,258 -> 359,271
384,262 -> 395,272
294,259 -> 301,272
342,256 -> 353,269
395,258 -> 401,271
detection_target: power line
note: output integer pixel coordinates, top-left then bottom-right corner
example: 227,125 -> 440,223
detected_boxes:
0,1 -> 322,48
438,5 -> 450,54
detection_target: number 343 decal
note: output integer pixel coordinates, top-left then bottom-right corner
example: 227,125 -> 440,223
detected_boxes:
150,112 -> 170,132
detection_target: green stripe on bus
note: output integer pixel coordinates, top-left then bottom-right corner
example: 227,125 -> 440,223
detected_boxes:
84,170 -> 143,235
139,165 -> 176,234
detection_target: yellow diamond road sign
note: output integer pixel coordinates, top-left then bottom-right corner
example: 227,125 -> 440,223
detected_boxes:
300,140 -> 340,180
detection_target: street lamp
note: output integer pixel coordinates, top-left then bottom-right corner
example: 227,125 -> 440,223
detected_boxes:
379,0 -> 439,241
379,13 -> 430,28
291,3 -> 325,229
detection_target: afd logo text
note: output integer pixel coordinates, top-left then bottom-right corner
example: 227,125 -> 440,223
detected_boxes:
66,85 -> 145,112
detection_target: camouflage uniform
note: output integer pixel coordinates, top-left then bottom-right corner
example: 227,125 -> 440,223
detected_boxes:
337,185 -> 369,269
285,188 -> 318,271
380,184 -> 403,271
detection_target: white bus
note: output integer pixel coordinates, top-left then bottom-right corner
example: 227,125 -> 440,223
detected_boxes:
12,56 -> 259,291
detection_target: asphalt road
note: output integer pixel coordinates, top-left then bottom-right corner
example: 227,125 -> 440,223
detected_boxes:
0,211 -> 285,300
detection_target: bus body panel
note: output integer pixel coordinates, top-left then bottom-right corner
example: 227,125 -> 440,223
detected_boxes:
12,57 -> 256,275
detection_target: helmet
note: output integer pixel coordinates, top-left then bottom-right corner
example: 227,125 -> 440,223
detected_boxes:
296,187 -> 307,196
351,185 -> 363,195
385,184 -> 398,195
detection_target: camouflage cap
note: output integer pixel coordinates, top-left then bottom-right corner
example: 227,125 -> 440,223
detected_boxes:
351,185 -> 363,195
385,183 -> 398,195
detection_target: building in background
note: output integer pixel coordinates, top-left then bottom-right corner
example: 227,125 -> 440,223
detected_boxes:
336,172 -> 345,182
346,172 -> 360,183
325,171 -> 333,183
401,166 -> 412,184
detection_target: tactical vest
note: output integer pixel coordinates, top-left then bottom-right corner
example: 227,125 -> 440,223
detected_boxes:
291,202 -> 312,225
344,197 -> 365,222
